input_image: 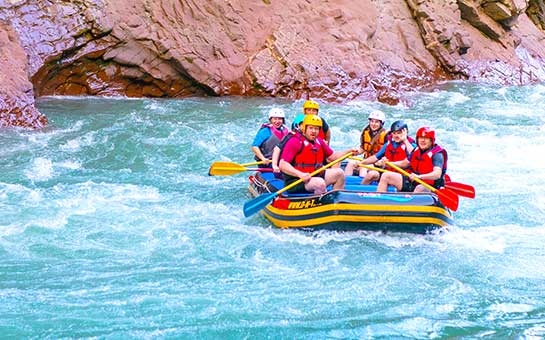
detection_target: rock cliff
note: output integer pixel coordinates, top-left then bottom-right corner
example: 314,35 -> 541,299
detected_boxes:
1,0 -> 545,129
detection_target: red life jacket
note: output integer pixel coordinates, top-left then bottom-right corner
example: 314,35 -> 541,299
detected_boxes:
410,145 -> 448,186
384,136 -> 415,171
291,133 -> 326,173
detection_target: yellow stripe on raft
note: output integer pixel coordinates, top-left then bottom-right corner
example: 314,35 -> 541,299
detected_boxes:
266,202 -> 452,219
261,210 -> 450,229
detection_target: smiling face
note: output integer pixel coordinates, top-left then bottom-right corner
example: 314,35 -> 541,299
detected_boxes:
269,117 -> 284,129
417,136 -> 433,150
368,118 -> 382,131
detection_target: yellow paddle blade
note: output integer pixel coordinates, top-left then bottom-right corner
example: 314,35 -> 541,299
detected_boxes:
208,162 -> 247,176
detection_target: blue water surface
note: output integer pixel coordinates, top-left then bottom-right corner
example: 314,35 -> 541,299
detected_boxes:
1,83 -> 545,338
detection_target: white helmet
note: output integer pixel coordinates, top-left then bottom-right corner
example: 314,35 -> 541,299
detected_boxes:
368,110 -> 386,123
268,108 -> 285,119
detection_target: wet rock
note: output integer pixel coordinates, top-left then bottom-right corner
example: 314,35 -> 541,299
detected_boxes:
0,21 -> 47,129
2,0 -> 545,129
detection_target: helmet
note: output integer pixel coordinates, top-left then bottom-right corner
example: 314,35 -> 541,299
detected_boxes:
368,110 -> 386,123
303,100 -> 320,112
268,108 -> 285,119
292,113 -> 305,130
301,114 -> 322,133
416,126 -> 435,143
390,120 -> 408,133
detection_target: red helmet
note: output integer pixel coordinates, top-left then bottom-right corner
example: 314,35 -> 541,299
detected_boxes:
416,126 -> 435,143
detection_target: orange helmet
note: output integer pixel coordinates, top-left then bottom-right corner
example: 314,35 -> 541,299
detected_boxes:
416,126 -> 435,143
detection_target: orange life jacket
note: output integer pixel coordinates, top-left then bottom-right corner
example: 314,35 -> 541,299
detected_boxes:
360,127 -> 387,157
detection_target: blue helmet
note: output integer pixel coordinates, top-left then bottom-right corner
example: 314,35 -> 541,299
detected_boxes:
390,120 -> 408,132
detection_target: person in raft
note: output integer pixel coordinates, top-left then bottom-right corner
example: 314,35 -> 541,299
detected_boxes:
376,126 -> 447,193
279,114 -> 358,195
270,113 -> 305,173
300,100 -> 331,144
251,108 -> 289,168
356,120 -> 416,185
344,109 -> 388,178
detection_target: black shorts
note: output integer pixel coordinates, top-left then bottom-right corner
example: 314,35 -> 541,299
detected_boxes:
283,172 -> 325,194
401,177 -> 416,192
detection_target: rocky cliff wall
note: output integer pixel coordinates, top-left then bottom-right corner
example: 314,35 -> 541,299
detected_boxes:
1,0 -> 545,129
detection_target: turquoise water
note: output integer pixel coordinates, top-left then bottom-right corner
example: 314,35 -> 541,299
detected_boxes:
1,83 -> 545,338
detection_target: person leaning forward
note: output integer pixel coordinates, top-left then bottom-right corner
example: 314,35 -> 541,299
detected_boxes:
279,115 -> 358,195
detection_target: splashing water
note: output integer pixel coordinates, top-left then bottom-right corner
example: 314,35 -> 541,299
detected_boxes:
1,84 -> 544,338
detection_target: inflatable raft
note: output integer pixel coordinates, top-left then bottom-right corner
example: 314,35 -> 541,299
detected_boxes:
247,172 -> 453,234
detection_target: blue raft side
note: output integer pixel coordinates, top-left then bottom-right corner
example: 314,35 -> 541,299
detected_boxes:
259,172 -> 396,194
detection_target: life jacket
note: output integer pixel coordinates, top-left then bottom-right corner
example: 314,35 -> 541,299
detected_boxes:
254,123 -> 288,161
360,127 -> 387,157
410,145 -> 448,187
291,133 -> 326,173
384,136 -> 415,171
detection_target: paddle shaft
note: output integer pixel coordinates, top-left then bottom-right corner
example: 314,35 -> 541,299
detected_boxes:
276,152 -> 354,196
385,161 -> 438,192
243,152 -> 354,217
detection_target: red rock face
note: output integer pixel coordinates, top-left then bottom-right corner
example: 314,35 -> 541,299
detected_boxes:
2,0 -> 545,128
0,22 -> 47,129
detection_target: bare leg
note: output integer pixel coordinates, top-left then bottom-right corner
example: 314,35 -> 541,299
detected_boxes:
361,170 -> 379,184
325,168 -> 346,190
413,184 -> 431,193
358,167 -> 368,178
344,160 -> 356,176
304,177 -> 327,194
377,172 -> 403,192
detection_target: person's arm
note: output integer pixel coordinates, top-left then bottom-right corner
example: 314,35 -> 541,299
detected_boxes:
279,159 -> 310,182
361,155 -> 378,165
324,129 -> 331,145
251,128 -> 271,163
401,128 -> 415,154
389,158 -> 410,169
251,146 -> 270,164
278,139 -> 311,182
271,146 -> 281,172
325,146 -> 359,163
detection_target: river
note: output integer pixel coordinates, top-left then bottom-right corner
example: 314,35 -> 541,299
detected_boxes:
1,82 -> 544,338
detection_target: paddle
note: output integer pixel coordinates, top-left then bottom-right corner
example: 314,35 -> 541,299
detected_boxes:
240,160 -> 266,167
351,157 -> 474,199
444,181 -> 475,198
243,152 -> 354,217
208,161 -> 273,176
349,157 -> 388,173
385,161 -> 459,211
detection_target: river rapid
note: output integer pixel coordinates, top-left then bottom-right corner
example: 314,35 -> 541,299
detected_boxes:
1,82 -> 544,338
